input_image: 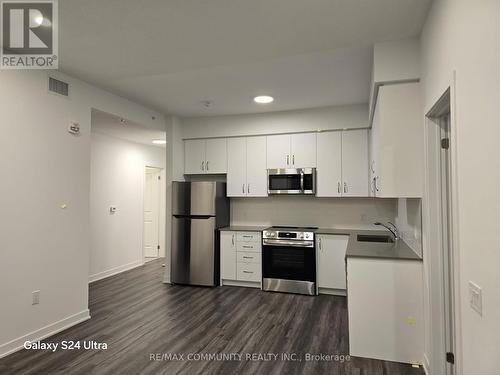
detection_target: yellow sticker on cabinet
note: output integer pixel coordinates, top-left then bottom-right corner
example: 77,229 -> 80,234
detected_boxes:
59,203 -> 68,209
407,316 -> 416,325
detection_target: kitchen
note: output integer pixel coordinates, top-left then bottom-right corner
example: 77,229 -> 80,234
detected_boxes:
169,37 -> 424,368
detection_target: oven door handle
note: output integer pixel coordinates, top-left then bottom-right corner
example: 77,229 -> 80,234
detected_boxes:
263,239 -> 314,248
300,170 -> 304,192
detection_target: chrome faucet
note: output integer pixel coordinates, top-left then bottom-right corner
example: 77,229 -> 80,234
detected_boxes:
374,222 -> 400,241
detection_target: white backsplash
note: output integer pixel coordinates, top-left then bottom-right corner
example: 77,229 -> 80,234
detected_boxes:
230,196 -> 398,230
395,198 -> 423,256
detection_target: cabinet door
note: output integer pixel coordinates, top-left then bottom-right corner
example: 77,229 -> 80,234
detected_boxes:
342,130 -> 369,197
205,138 -> 227,174
316,132 -> 342,197
246,136 -> 268,196
227,138 -> 247,197
266,134 -> 290,169
220,232 -> 237,280
317,235 -> 349,290
290,133 -> 317,167
184,139 -> 206,174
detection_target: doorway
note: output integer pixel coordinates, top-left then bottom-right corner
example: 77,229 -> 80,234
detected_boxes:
143,166 -> 165,262
426,88 -> 457,375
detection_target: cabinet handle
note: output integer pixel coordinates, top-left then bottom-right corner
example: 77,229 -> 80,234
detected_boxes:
232,234 -> 235,246
292,155 -> 295,165
242,184 -> 245,194
243,256 -> 254,259
242,235 -> 253,238
318,238 -> 322,251
206,161 -> 209,171
242,245 -> 253,249
286,155 -> 290,166
338,182 -> 341,194
247,184 -> 250,194
243,271 -> 253,274
344,182 -> 347,193
375,176 -> 379,192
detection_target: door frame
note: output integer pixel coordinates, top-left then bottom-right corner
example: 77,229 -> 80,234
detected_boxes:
142,165 -> 166,262
423,71 -> 463,375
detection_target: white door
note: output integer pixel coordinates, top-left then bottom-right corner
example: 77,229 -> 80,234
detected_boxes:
144,167 -> 161,258
205,138 -> 227,174
342,130 -> 369,197
290,133 -> 317,167
266,134 -> 290,169
220,231 -> 237,280
184,139 -> 206,174
317,235 -> 349,289
227,137 -> 247,197
316,132 -> 342,197
246,136 -> 268,196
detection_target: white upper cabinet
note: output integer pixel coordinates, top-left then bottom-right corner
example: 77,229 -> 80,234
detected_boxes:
266,134 -> 290,169
267,133 -> 317,169
205,138 -> 227,174
371,83 -> 423,197
227,136 -> 267,197
227,138 -> 247,197
342,130 -> 369,197
316,130 -> 368,197
184,139 -> 206,174
184,138 -> 227,174
316,132 -> 342,197
317,234 -> 349,291
290,133 -> 317,168
245,136 -> 267,196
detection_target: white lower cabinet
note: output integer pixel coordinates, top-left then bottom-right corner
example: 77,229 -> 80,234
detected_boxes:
347,257 -> 424,364
220,231 -> 262,287
316,234 -> 349,294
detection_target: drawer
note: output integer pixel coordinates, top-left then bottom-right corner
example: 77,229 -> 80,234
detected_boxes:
237,263 -> 261,282
236,232 -> 261,243
236,242 -> 261,253
237,251 -> 261,264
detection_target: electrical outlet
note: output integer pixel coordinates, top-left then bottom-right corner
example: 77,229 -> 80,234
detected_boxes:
32,290 -> 40,305
468,281 -> 482,316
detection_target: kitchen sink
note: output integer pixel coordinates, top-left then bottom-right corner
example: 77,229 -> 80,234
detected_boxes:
357,234 -> 394,243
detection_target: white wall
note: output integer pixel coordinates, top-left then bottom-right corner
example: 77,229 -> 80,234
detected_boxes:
420,1 -> 500,374
90,132 -> 166,282
180,104 -> 368,139
0,70 -> 165,358
231,197 -> 397,229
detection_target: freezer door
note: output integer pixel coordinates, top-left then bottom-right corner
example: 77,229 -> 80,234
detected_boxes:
172,182 -> 217,216
171,216 -> 216,286
190,182 -> 216,216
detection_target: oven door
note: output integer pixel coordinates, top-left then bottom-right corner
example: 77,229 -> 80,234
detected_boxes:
267,168 -> 316,195
262,240 -> 316,295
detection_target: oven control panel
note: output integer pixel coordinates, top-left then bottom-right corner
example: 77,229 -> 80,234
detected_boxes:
263,229 -> 315,241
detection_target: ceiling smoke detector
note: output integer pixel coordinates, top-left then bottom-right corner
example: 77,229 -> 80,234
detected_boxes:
201,100 -> 213,109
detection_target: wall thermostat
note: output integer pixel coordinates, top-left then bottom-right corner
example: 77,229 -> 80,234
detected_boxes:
68,122 -> 80,135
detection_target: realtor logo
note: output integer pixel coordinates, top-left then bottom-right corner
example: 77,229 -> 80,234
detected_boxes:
1,0 -> 58,69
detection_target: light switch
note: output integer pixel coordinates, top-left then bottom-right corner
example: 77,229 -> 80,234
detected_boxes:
469,281 -> 482,316
109,206 -> 117,214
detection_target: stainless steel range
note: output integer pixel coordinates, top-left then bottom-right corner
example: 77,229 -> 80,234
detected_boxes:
262,226 -> 317,296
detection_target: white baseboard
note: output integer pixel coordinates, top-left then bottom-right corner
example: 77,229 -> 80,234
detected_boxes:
89,260 -> 143,283
0,309 -> 90,359
318,288 -> 347,296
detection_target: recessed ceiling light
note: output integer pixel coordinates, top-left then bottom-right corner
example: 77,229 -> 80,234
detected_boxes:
253,95 -> 274,104
152,139 -> 167,145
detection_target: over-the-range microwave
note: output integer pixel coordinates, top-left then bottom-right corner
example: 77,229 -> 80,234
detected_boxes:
267,168 -> 316,195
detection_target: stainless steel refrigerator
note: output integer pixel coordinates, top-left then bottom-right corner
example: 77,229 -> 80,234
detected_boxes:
171,182 -> 230,286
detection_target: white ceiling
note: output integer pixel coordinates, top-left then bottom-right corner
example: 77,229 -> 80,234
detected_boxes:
60,0 -> 432,117
91,110 -> 166,147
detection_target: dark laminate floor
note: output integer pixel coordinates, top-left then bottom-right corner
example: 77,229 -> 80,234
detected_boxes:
0,259 -> 424,375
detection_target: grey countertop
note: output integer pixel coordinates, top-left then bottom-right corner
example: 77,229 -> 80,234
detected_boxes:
220,225 -> 422,261
219,225 -> 269,232
317,228 -> 422,261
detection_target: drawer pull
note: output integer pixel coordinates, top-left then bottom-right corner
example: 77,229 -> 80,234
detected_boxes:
243,256 -> 254,259
242,235 -> 253,238
242,245 -> 253,249
243,271 -> 254,274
